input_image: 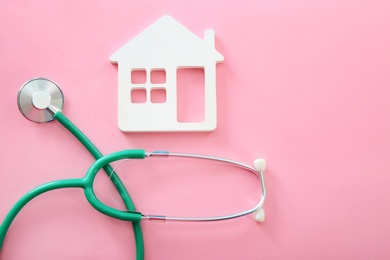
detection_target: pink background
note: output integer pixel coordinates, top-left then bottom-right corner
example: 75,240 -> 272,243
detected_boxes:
1,1 -> 390,259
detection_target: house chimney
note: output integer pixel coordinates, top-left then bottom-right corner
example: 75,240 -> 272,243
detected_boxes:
204,29 -> 215,48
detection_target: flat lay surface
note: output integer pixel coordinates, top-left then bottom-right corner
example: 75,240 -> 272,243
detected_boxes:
1,1 -> 390,259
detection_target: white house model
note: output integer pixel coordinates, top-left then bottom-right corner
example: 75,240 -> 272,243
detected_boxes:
110,15 -> 224,132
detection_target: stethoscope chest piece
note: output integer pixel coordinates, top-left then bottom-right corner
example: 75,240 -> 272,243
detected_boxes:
17,78 -> 64,123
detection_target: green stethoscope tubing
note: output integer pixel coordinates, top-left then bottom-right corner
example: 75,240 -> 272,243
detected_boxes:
0,111 -> 145,260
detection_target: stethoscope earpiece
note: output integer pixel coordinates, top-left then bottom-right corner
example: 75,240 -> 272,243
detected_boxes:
253,208 -> 265,222
17,78 -> 64,123
254,158 -> 266,172
253,159 -> 266,222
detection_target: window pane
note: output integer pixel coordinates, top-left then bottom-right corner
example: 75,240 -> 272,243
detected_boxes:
131,88 -> 147,103
151,88 -> 166,103
151,69 -> 166,84
131,69 -> 147,84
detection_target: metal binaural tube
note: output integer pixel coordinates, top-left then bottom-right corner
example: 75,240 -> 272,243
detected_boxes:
141,151 -> 266,222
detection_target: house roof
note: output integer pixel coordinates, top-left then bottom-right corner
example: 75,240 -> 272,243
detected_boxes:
110,15 -> 224,66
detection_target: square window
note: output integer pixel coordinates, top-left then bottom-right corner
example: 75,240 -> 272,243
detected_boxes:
151,88 -> 166,103
131,69 -> 147,84
151,69 -> 166,84
131,88 -> 147,103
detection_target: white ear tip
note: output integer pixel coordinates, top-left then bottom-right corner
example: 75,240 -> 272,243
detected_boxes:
254,158 -> 266,172
254,208 -> 265,222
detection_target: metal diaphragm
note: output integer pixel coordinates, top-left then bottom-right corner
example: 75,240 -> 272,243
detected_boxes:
17,78 -> 64,123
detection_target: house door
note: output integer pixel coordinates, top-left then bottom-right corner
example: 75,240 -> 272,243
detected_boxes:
176,67 -> 205,123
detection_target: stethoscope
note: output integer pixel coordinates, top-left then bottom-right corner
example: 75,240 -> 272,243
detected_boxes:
0,78 -> 266,260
